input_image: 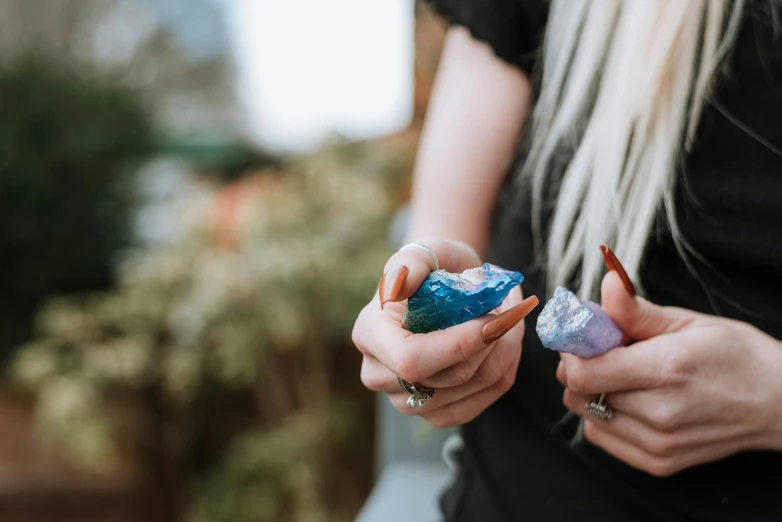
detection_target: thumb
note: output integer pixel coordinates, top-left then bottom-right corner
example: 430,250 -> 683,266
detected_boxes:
601,269 -> 696,342
379,237 -> 482,308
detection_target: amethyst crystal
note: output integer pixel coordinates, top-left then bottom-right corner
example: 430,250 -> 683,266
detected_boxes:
535,286 -> 624,358
402,263 -> 523,334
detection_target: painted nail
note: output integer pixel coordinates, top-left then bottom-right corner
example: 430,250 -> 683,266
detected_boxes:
379,265 -> 409,309
481,296 -> 539,344
600,245 -> 636,297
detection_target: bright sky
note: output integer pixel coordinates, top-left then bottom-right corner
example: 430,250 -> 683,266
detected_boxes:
229,0 -> 415,152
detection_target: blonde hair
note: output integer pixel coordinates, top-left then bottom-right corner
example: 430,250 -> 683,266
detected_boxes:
523,0 -> 746,299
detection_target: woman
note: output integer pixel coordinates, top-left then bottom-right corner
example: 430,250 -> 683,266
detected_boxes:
351,0 -> 782,520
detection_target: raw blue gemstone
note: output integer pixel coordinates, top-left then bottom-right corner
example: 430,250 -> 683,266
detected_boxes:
535,286 -> 624,358
402,263 -> 523,334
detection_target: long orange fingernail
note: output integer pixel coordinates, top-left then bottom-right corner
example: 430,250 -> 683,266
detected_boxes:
600,245 -> 636,297
379,265 -> 409,309
481,296 -> 539,344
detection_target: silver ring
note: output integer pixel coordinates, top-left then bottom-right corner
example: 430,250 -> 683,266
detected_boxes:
586,393 -> 612,420
399,243 -> 440,272
397,376 -> 436,409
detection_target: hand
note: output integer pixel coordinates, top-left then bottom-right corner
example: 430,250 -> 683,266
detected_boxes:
558,268 -> 782,477
352,237 -> 537,428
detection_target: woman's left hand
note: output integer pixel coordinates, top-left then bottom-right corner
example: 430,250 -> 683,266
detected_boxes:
557,271 -> 782,477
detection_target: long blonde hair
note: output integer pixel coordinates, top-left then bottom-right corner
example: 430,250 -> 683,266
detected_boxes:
523,0 -> 746,299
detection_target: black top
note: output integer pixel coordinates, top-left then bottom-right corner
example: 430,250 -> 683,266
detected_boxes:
427,0 -> 782,520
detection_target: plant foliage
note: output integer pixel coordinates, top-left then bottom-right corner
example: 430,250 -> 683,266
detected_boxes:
0,58 -> 155,363
10,139 -> 412,521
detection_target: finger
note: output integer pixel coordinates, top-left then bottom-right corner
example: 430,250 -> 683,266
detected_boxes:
360,296 -> 534,383
367,352 -> 514,416
421,302 -> 524,389
378,237 -> 481,307
559,336 -> 675,395
582,421 -> 682,477
564,390 -> 669,454
562,361 -> 684,471
418,344 -> 493,388
564,388 -> 739,459
360,354 -> 403,393
587,417 -> 752,477
388,345 -> 513,412
418,286 -> 522,388
600,270 -> 699,341
563,389 -> 682,453
599,245 -> 636,296
556,360 -> 566,386
421,348 -> 520,428
595,388 -> 712,432
355,306 -> 490,383
599,389 -> 684,429
412,296 -> 532,381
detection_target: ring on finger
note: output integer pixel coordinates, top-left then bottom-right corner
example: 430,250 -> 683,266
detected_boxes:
399,243 -> 440,272
398,376 -> 436,408
586,392 -> 612,420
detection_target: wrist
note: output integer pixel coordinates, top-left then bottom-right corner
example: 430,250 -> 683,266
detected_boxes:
757,333 -> 782,452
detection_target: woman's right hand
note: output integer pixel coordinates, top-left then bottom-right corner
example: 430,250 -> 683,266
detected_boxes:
352,237 -> 538,428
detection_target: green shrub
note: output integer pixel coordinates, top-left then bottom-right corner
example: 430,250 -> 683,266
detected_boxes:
0,58 -> 155,363
10,139 -> 413,521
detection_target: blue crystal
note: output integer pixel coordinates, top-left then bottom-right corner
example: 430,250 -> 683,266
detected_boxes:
535,286 -> 624,358
402,263 -> 523,334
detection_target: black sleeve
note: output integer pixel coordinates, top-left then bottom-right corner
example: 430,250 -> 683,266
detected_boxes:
425,0 -> 549,76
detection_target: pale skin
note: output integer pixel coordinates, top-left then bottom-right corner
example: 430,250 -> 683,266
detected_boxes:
352,27 -> 782,476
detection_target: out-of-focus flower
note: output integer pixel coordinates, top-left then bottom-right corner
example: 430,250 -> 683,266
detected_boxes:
9,138 -> 413,522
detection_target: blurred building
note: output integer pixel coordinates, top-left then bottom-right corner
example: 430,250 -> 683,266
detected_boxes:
0,0 -> 240,142
0,0 -> 417,152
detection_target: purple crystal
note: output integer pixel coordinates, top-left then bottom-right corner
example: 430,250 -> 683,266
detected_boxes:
402,263 -> 523,334
535,286 -> 624,358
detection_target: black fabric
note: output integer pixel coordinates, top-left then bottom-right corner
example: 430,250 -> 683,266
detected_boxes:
428,0 -> 782,521
425,0 -> 549,76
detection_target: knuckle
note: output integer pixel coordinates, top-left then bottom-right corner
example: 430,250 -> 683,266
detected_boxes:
383,250 -> 409,273
497,368 -> 517,394
661,351 -> 696,383
646,403 -> 682,432
351,322 -> 366,353
386,238 -> 442,272
644,435 -> 677,458
451,335 -> 473,366
448,363 -> 477,386
635,302 -> 656,332
566,365 -> 592,395
394,350 -> 422,384
562,390 -> 578,413
359,365 -> 385,392
645,457 -> 677,478
476,355 -> 506,388
351,306 -> 378,355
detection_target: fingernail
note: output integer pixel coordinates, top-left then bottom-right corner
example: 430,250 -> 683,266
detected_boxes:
600,245 -> 636,297
379,265 -> 409,309
481,296 -> 539,344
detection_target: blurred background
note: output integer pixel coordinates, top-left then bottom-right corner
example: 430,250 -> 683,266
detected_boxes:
0,1 -> 450,521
